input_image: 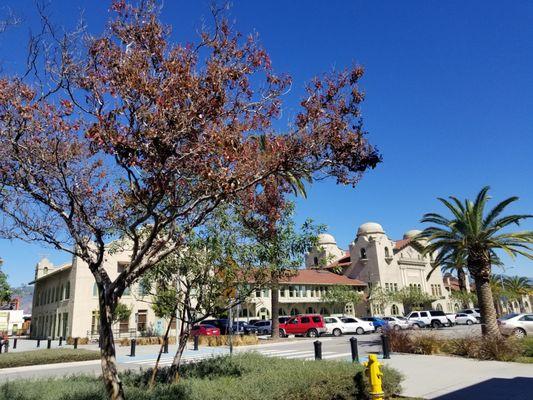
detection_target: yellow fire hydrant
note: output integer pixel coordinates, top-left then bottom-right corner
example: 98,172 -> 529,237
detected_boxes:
363,354 -> 384,400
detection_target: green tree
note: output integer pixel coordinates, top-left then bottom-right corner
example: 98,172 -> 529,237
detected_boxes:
321,285 -> 364,315
111,303 -> 132,324
388,287 -> 437,314
419,187 -> 533,336
240,202 -> 323,339
504,276 -> 531,312
0,260 -> 12,304
450,289 -> 478,309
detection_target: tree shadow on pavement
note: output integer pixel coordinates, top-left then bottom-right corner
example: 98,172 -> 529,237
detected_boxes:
434,377 -> 532,400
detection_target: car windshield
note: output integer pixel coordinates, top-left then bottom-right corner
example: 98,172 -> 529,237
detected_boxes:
500,313 -> 519,320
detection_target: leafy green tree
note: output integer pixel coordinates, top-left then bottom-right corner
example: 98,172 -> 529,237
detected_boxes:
111,303 -> 132,324
419,187 -> 532,336
450,289 -> 478,309
239,202 -> 323,338
504,276 -> 531,312
388,287 -> 437,314
0,260 -> 12,305
321,285 -> 364,315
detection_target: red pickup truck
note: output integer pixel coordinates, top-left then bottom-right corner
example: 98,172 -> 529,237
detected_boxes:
279,314 -> 326,338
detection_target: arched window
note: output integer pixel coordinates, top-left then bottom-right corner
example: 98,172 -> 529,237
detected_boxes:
65,281 -> 70,300
306,306 -> 316,314
319,307 -> 329,316
454,303 -> 460,312
313,257 -> 319,267
391,304 -> 399,315
436,304 -> 443,311
278,308 -> 287,316
290,308 -> 300,316
43,267 -> 48,275
360,248 -> 367,259
384,247 -> 390,258
60,284 -> 64,301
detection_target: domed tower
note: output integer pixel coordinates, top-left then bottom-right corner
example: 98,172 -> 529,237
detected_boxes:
305,233 -> 346,269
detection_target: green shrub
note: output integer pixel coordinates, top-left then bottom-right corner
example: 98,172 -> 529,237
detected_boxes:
444,336 -> 523,361
520,337 -> 533,357
0,353 -> 403,400
0,349 -> 100,369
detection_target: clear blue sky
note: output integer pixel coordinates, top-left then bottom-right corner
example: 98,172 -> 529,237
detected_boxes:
0,0 -> 531,287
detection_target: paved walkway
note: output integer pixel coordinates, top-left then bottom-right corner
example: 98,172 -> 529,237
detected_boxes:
383,353 -> 533,399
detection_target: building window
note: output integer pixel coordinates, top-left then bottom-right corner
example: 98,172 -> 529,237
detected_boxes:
436,304 -> 443,311
319,307 -> 329,315
360,248 -> 367,259
91,311 -> 100,335
262,289 -> 270,298
288,286 -> 295,298
257,307 -> 270,320
290,308 -> 300,316
136,310 -> 148,332
279,308 -> 287,316
62,313 -> 68,337
238,308 -> 249,318
393,283 -> 398,292
391,304 -> 399,315
65,281 -> 70,300
56,286 -> 60,302
306,306 -> 316,314
279,288 -> 286,297
119,316 -> 129,333
385,283 -> 390,292
384,247 -> 390,258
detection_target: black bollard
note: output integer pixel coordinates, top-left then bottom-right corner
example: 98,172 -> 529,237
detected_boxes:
47,338 -> 52,349
37,339 -> 41,348
130,338 -> 136,357
381,334 -> 391,359
350,337 -> 359,363
98,336 -> 102,349
163,337 -> 168,354
4,340 -> 8,353
314,340 -> 322,360
59,336 -> 63,346
13,338 -> 17,349
0,341 -> 2,354
193,335 -> 199,351
74,337 -> 79,349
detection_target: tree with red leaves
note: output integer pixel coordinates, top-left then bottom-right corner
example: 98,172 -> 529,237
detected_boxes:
0,2 -> 380,399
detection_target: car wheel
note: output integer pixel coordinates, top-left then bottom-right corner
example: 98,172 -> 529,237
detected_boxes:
431,320 -> 442,329
356,327 -> 364,335
332,328 -> 342,337
307,329 -> 318,338
375,326 -> 383,334
513,328 -> 526,339
466,320 -> 473,325
393,325 -> 401,331
279,329 -> 286,338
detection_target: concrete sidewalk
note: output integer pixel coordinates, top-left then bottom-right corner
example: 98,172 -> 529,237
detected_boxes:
383,353 -> 533,399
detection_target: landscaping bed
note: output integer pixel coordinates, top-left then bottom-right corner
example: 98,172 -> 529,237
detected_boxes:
0,349 -> 100,369
388,329 -> 533,363
0,353 -> 403,400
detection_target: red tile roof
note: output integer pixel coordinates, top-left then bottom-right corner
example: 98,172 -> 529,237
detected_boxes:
394,238 -> 411,251
281,269 -> 365,286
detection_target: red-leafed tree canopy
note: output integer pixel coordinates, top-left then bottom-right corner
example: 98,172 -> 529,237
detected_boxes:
0,1 -> 380,399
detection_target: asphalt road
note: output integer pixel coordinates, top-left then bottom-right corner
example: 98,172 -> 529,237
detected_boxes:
0,324 -> 481,382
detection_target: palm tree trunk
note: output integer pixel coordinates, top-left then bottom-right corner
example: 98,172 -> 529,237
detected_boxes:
457,267 -> 468,292
271,273 -> 280,339
471,267 -> 501,337
98,290 -> 125,400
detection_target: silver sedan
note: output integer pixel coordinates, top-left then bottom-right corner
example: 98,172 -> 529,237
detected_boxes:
498,313 -> 533,338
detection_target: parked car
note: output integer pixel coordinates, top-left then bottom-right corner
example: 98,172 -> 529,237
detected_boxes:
382,316 -> 410,330
323,316 -> 348,336
361,317 -> 389,333
445,313 -> 457,325
458,309 -> 481,321
405,310 -> 450,328
217,320 -> 258,335
253,320 -> 272,335
279,314 -> 326,338
454,313 -> 478,325
340,316 -> 376,334
191,324 -> 220,336
200,319 -> 228,334
498,313 -> 533,338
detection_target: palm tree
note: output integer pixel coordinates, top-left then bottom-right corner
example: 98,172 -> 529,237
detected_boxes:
504,276 -> 531,312
419,187 -> 533,336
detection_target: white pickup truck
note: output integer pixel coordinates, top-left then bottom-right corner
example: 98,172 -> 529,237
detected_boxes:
405,310 -> 452,328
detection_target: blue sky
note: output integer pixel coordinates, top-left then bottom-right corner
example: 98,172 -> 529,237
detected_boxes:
0,0 -> 531,286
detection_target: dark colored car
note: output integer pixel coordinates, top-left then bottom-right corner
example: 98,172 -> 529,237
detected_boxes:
200,319 -> 229,334
361,317 -> 389,333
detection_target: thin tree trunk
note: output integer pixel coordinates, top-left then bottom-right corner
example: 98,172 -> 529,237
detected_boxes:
271,273 -> 280,339
98,292 -> 125,400
168,305 -> 189,383
472,271 -> 501,337
457,267 -> 467,292
149,313 -> 175,388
